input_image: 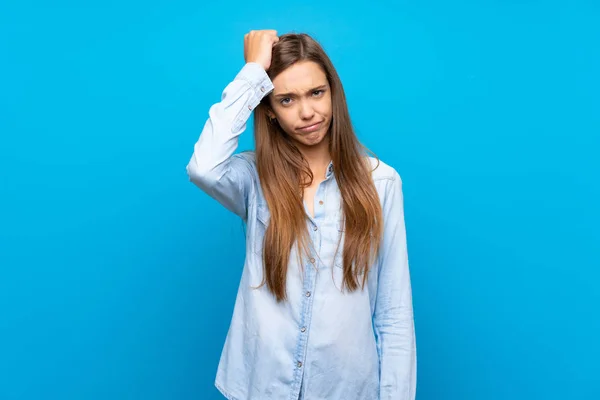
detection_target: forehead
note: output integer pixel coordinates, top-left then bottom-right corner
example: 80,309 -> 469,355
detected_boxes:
272,61 -> 328,94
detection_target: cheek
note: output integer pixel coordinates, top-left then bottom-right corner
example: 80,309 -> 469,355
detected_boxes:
317,98 -> 333,117
321,106 -> 332,117
276,112 -> 295,128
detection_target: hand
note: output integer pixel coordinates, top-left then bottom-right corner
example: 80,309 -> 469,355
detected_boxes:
244,30 -> 279,71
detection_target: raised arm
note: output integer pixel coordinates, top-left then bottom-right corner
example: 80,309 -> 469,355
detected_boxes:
186,30 -> 279,219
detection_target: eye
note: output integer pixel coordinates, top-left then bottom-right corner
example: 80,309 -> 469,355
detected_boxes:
313,89 -> 325,96
280,97 -> 291,105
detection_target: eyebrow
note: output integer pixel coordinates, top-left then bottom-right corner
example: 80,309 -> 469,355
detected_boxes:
273,84 -> 328,99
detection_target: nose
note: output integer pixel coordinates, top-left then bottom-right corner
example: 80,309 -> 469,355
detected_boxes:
299,100 -> 315,120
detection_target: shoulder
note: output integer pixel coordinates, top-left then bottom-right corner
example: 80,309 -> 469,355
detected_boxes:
366,156 -> 402,183
228,150 -> 259,185
231,150 -> 258,175
365,157 -> 405,210
233,150 -> 257,164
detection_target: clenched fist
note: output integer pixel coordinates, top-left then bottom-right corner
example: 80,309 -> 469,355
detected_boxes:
244,30 -> 280,71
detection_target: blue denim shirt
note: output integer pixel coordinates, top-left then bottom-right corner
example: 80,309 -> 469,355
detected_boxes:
186,62 -> 416,400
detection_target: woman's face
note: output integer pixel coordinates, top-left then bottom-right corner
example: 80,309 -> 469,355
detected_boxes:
268,61 -> 333,151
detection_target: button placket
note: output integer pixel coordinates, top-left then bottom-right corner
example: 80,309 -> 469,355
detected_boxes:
292,208 -> 322,394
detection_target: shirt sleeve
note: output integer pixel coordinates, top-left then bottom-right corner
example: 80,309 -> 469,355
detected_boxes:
373,171 -> 417,400
186,62 -> 274,219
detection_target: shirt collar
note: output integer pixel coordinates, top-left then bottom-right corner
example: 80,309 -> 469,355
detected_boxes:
325,160 -> 334,179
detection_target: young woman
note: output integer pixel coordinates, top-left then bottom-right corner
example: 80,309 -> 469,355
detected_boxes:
187,29 -> 416,400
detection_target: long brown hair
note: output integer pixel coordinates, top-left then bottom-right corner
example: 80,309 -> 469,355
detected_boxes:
253,33 -> 383,302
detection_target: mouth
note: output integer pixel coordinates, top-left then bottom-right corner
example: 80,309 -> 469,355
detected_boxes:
297,121 -> 323,133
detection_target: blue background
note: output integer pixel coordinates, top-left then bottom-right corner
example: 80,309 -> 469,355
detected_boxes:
1,1 -> 598,399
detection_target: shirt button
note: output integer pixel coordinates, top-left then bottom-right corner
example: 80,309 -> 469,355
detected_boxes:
247,105 -> 252,110
318,200 -> 324,205
260,86 -> 265,92
305,291 -> 311,297
313,225 -> 318,231
309,257 -> 315,264
301,327 -> 306,332
297,361 -> 303,367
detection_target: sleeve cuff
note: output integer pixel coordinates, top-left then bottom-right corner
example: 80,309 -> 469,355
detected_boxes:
235,62 -> 275,98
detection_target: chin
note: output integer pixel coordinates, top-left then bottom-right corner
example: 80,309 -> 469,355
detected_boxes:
298,132 -> 327,147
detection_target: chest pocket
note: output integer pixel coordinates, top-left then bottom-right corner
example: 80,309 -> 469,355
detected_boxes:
334,221 -> 368,277
253,205 -> 270,255
334,218 -> 346,269
333,230 -> 345,268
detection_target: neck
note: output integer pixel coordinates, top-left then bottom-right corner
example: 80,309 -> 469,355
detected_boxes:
298,138 -> 331,180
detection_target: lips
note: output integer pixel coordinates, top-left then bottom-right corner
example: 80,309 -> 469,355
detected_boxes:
298,121 -> 323,132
